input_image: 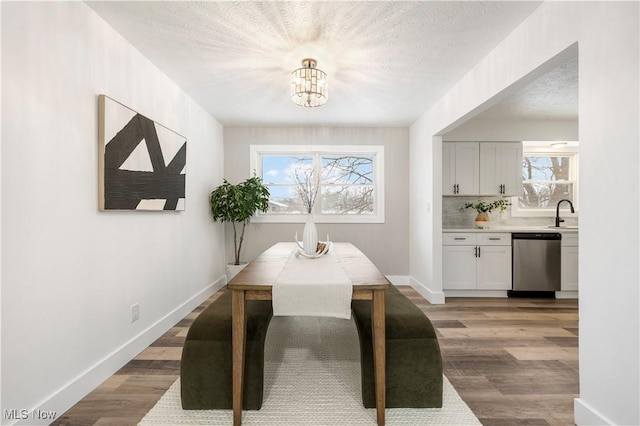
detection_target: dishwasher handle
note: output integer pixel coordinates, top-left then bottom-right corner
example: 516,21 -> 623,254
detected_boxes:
512,232 -> 561,240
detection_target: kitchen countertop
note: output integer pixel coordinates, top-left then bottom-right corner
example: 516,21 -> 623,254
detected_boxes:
444,225 -> 578,233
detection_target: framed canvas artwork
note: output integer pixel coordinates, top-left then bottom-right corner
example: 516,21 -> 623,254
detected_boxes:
98,95 -> 186,211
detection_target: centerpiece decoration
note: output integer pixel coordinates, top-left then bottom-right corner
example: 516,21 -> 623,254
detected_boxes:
464,199 -> 511,227
293,168 -> 330,258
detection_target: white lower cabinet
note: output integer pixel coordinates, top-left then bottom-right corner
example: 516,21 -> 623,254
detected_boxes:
443,233 -> 512,290
443,245 -> 477,289
561,234 -> 579,291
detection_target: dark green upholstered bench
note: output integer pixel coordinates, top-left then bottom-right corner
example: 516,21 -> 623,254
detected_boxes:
180,290 -> 273,410
351,285 -> 443,408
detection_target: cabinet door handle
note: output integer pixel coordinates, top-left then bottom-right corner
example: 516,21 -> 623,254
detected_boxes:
456,184 -> 460,194
489,237 -> 500,240
454,237 -> 466,240
477,246 -> 481,257
473,246 -> 478,257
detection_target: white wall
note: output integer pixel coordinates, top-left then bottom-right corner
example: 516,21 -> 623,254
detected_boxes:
1,2 -> 225,424
410,1 -> 639,424
223,126 -> 410,277
443,118 -> 578,142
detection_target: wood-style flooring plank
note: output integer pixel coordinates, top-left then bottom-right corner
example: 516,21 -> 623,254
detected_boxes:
53,287 -> 578,426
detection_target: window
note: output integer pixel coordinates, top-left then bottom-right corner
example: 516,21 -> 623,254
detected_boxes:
511,143 -> 579,217
250,145 -> 384,223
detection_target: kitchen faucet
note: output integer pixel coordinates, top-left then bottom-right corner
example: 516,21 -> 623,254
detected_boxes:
555,199 -> 575,227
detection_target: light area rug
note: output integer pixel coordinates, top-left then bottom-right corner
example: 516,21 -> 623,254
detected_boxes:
139,316 -> 481,425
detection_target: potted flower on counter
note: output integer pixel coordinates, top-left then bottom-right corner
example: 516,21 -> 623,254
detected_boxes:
464,199 -> 511,227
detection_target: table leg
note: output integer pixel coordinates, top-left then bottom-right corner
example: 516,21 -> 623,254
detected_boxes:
232,290 -> 246,426
372,288 -> 386,426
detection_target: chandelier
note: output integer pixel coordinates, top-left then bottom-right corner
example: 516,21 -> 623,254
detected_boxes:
290,58 -> 328,108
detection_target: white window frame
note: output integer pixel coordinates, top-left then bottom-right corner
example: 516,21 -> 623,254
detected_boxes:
511,145 -> 579,217
249,145 -> 385,223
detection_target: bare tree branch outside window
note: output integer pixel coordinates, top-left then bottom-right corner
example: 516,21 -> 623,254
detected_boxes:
521,155 -> 573,208
321,155 -> 374,214
259,152 -> 376,215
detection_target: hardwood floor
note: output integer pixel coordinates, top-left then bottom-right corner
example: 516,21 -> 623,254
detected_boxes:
403,290 -> 579,426
52,287 -> 578,426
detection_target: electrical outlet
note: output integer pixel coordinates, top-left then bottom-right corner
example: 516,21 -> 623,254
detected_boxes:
131,303 -> 140,322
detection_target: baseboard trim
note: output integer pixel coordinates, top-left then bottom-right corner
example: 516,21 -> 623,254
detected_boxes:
408,277 -> 445,304
385,275 -> 410,286
445,290 -> 508,298
12,277 -> 226,426
555,290 -> 579,299
574,397 -> 614,425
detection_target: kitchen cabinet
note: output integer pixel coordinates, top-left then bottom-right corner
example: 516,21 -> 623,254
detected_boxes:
479,142 -> 523,196
442,142 -> 479,195
443,233 -> 512,290
561,233 -> 579,291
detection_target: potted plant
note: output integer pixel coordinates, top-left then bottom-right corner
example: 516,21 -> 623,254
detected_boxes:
464,199 -> 511,227
209,175 -> 270,279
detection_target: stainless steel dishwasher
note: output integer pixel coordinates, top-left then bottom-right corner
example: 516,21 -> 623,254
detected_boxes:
511,232 -> 561,295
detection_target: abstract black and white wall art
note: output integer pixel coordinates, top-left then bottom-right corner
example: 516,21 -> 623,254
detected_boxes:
98,95 -> 186,211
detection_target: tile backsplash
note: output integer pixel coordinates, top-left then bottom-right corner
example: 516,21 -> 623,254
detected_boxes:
443,196 -> 579,228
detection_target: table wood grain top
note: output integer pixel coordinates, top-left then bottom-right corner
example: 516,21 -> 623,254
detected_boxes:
227,242 -> 390,291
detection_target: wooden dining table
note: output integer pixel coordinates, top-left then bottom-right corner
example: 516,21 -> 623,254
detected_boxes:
227,242 -> 390,425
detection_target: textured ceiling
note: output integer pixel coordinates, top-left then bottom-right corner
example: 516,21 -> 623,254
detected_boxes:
475,55 -> 578,121
87,1 -> 568,126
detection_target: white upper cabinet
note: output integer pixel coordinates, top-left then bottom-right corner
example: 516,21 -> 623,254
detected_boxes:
443,141 -> 522,196
479,142 -> 523,196
442,142 -> 479,195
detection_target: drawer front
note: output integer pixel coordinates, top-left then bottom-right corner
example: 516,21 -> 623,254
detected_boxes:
477,233 -> 511,246
443,233 -> 477,245
562,234 -> 579,247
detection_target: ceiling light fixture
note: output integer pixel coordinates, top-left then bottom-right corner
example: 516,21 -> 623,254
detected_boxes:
290,58 -> 328,108
550,142 -> 568,148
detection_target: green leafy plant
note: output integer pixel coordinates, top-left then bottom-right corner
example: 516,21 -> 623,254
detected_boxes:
210,175 -> 270,265
464,199 -> 512,214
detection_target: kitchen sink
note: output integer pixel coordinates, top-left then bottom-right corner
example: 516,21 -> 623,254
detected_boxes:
547,225 -> 579,229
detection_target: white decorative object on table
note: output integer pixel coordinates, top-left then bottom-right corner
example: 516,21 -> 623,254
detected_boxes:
294,230 -> 331,259
293,167 -> 329,258
301,213 -> 318,255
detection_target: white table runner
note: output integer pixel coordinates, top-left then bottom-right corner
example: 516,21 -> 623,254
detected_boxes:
272,247 -> 353,319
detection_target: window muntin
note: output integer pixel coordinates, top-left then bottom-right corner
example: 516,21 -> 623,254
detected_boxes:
511,147 -> 578,217
321,155 -> 374,215
250,145 -> 384,223
261,155 -> 312,214
521,155 -> 574,209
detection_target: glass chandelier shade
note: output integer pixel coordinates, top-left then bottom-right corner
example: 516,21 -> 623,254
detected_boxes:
290,58 -> 328,108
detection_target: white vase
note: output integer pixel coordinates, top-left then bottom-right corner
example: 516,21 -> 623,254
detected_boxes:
302,213 -> 318,255
226,262 -> 248,282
